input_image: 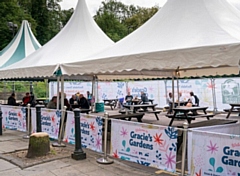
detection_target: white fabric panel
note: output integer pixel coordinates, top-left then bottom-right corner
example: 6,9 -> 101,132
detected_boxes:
215,77 -> 240,111
60,0 -> 240,77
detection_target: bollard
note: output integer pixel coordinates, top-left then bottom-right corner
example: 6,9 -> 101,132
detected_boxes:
71,108 -> 86,160
0,111 -> 2,136
36,105 -> 44,132
23,104 -> 31,139
181,121 -> 189,176
52,106 -> 66,147
97,112 -> 114,164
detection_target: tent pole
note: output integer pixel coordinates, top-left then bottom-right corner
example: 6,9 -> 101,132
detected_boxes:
164,80 -> 168,104
171,73 -> 175,111
4,81 -> 6,104
45,79 -> 49,100
91,76 -> 95,112
211,78 -> 217,114
96,76 -> 99,103
177,73 -> 180,107
61,76 -> 64,112
57,77 -> 60,110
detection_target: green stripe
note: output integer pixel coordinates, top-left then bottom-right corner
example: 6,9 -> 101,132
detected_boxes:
27,25 -> 40,50
1,27 -> 26,68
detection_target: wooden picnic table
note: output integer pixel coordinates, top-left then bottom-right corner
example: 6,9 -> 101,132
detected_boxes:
122,103 -> 161,120
166,106 -> 214,126
103,99 -> 118,110
225,103 -> 240,119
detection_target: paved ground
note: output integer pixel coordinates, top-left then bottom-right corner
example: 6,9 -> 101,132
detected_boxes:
0,107 -> 239,176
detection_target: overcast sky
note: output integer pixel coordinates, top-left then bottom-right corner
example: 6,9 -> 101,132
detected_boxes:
59,0 -> 168,16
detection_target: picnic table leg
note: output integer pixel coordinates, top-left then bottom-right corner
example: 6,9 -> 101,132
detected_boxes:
169,118 -> 174,126
226,106 -> 234,119
187,119 -> 191,124
154,113 -> 159,120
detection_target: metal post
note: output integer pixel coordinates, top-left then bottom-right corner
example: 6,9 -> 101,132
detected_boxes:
0,111 -> 2,135
171,74 -> 175,110
97,112 -> 114,164
181,122 -> 189,176
211,78 -> 217,114
91,76 -> 95,112
71,108 -> 86,160
36,105 -> 44,132
52,106 -> 66,147
23,104 -> 31,139
57,77 -> 60,110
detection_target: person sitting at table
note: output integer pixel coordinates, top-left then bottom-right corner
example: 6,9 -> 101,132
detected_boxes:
78,94 -> 90,109
140,92 -> 149,104
87,91 -> 92,106
63,93 -> 70,110
69,95 -> 78,105
125,92 -> 133,105
47,96 -> 57,109
188,92 -> 199,107
7,93 -> 19,106
22,92 -> 31,106
167,92 -> 173,114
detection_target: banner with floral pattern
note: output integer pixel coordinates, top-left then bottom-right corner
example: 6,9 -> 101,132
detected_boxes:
63,111 -> 103,152
31,108 -> 61,139
191,130 -> 240,176
111,119 -> 177,173
1,105 -> 26,131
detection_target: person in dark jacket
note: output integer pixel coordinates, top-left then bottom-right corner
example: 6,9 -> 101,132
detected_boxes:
7,93 -> 19,106
78,94 -> 90,109
140,92 -> 149,104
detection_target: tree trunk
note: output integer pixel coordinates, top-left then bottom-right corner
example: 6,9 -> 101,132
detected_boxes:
26,132 -> 50,158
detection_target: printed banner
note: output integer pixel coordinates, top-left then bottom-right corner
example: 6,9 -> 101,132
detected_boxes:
63,112 -> 103,152
111,119 -> 177,172
191,130 -> 240,176
1,105 -> 26,131
31,108 -> 61,139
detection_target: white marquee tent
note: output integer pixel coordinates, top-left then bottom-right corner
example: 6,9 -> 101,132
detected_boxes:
0,20 -> 41,68
0,0 -> 114,80
60,0 -> 240,78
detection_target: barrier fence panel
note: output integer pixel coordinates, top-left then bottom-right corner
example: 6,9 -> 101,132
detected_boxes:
64,111 -> 103,153
31,108 -> 61,139
189,124 -> 240,176
111,119 -> 178,173
1,105 -> 26,131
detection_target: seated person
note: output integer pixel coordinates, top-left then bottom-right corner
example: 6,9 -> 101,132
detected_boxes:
7,93 -> 19,106
87,91 -> 92,106
78,94 -> 90,109
22,92 -> 31,106
167,92 -> 173,114
69,95 -> 78,105
140,92 -> 149,104
125,92 -> 133,105
47,96 -> 57,109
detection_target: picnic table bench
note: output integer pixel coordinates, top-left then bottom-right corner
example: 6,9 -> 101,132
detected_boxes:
122,104 -> 160,120
224,104 -> 240,119
166,106 -> 214,126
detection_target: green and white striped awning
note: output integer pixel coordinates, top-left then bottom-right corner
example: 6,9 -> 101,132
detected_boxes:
0,20 -> 41,68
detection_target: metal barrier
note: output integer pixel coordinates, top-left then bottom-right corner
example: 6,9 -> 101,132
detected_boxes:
97,112 -> 113,164
23,104 -> 31,139
52,106 -> 66,147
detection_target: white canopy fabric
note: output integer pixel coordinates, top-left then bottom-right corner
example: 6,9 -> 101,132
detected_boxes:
0,20 -> 41,68
61,0 -> 240,78
0,0 -> 114,79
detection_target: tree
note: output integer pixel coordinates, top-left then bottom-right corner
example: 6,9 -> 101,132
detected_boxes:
0,0 -> 36,50
94,0 -> 159,41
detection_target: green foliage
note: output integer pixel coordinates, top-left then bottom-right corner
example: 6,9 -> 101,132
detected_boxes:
94,0 -> 159,41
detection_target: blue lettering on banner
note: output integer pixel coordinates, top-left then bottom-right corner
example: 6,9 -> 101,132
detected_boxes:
41,115 -> 51,126
129,131 -> 153,150
222,146 -> 240,167
8,111 -> 18,121
81,128 -> 89,135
